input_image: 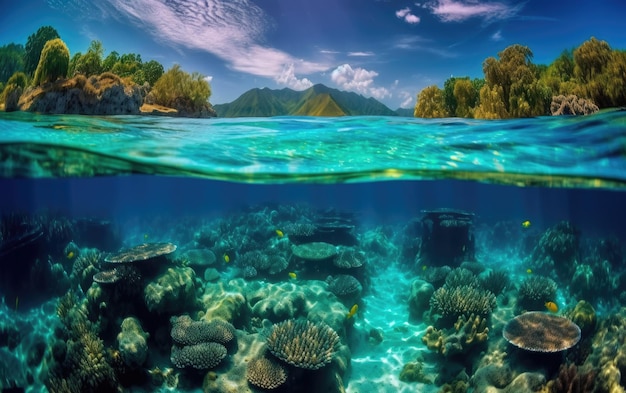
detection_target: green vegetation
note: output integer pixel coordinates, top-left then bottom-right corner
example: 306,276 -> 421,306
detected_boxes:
150,64 -> 211,111
415,37 -> 626,118
32,38 -> 70,86
0,43 -> 25,84
24,26 -> 60,76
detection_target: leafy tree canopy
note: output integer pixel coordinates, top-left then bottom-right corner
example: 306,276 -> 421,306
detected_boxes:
33,38 -> 70,85
0,43 -> 25,84
24,26 -> 60,76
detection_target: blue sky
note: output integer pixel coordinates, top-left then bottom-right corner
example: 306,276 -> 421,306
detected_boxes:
2,0 -> 625,108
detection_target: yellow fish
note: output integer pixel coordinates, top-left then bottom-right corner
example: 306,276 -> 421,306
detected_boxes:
347,304 -> 358,319
545,301 -> 558,313
526,268 -> 532,274
288,272 -> 297,279
223,253 -> 230,263
275,229 -> 284,238
422,265 -> 428,271
521,220 -> 531,229
67,251 -> 75,259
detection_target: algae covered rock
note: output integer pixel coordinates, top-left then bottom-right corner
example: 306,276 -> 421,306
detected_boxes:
408,279 -> 434,320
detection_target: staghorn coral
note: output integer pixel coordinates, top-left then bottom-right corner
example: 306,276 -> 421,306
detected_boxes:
422,314 -> 489,357
246,355 -> 289,390
170,342 -> 227,369
266,319 -> 340,370
480,269 -> 510,296
170,315 -> 236,346
430,285 -> 496,321
445,268 -> 480,288
549,363 -> 595,393
550,95 -> 599,116
517,275 -> 557,311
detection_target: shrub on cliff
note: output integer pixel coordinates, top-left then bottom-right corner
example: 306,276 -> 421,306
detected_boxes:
33,38 -> 70,86
24,26 -> 60,76
150,64 -> 211,111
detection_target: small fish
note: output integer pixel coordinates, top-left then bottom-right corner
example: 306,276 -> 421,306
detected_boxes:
275,229 -> 284,238
144,234 -> 149,239
526,268 -> 533,274
521,220 -> 531,229
66,251 -> 75,259
223,253 -> 230,263
422,265 -> 428,271
545,301 -> 558,313
347,304 -> 358,319
288,272 -> 297,279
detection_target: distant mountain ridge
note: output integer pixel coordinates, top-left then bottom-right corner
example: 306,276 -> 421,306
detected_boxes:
214,84 -> 402,117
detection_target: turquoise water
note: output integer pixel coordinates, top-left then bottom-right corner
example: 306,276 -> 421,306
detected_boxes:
1,110 -> 625,186
1,111 -> 626,393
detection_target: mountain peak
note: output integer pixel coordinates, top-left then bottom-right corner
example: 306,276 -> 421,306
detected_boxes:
214,84 -> 397,117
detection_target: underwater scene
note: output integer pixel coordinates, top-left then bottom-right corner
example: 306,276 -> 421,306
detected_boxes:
1,111 -> 626,393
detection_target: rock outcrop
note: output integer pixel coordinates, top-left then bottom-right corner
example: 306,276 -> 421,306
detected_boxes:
18,73 -> 143,115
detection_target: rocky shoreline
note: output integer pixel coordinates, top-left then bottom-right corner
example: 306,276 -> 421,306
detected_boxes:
5,73 -> 216,118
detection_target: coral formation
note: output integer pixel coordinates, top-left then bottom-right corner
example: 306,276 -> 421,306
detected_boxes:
291,242 -> 338,261
548,363 -> 595,393
326,274 -> 363,298
246,355 -> 289,390
408,279 -> 434,320
333,248 -> 366,269
502,312 -> 581,352
399,361 -> 432,383
143,267 -> 196,314
266,319 -> 340,370
170,342 -> 227,369
117,317 -> 149,368
170,315 -> 236,346
445,268 -> 480,288
105,242 -> 177,263
422,314 -> 489,357
529,221 -> 580,279
480,270 -> 510,296
516,275 -> 557,311
568,300 -> 597,337
430,285 -> 496,320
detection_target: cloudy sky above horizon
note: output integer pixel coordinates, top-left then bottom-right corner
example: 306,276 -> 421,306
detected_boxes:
2,0 -> 625,108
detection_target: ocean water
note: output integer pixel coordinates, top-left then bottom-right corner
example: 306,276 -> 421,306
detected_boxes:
1,110 -> 626,392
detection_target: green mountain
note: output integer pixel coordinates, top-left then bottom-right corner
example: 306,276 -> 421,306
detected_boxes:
214,84 -> 398,117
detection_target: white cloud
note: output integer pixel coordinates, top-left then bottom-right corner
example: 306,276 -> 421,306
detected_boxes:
491,30 -> 503,41
399,91 -> 414,108
204,75 -> 213,83
426,0 -> 522,22
276,63 -> 314,90
330,64 -> 390,100
393,36 -> 456,58
396,7 -> 421,24
348,51 -> 375,57
49,0 -> 328,86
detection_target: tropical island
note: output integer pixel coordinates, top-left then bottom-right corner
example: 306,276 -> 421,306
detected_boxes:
0,26 -> 624,118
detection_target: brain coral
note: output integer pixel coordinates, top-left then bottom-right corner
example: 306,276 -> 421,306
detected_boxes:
430,285 -> 496,320
170,315 -> 236,345
170,342 -> 227,369
247,356 -> 289,390
266,319 -> 340,370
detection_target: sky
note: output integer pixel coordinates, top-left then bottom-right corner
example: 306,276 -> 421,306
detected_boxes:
1,0 -> 625,109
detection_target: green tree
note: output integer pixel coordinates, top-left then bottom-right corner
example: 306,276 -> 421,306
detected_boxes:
141,60 -> 164,86
111,53 -> 142,77
603,50 -> 626,106
7,71 -> 28,88
414,85 -> 446,118
443,77 -> 457,116
23,26 -> 60,76
474,84 -> 508,119
32,38 -> 70,85
151,64 -> 211,109
453,78 -> 474,117
68,52 -> 82,77
574,37 -> 612,83
73,40 -> 104,76
102,51 -> 119,72
0,43 -> 25,83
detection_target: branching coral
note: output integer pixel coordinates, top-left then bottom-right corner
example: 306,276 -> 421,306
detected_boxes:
430,285 -> 496,320
480,270 -> 510,296
246,355 -> 289,390
266,319 -> 340,370
517,275 -> 557,311
445,268 -> 480,288
550,363 -> 596,393
422,314 -> 489,357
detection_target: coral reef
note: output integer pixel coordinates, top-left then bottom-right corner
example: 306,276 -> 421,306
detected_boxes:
430,285 -> 496,321
143,267 -> 197,314
326,274 -> 363,299
568,300 -> 597,337
547,363 -> 595,393
503,312 -> 581,352
170,315 -> 236,346
408,279 -> 435,320
528,221 -> 580,279
266,319 -> 340,370
117,317 -> 149,368
246,355 -> 289,390
516,275 -> 557,312
399,361 -> 432,384
480,270 -> 510,296
422,314 -> 489,357
170,342 -> 227,369
291,242 -> 338,261
445,268 -> 480,288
